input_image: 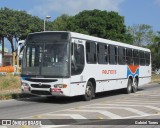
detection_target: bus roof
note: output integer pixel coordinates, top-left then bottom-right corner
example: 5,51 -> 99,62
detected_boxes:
28,31 -> 150,52
70,31 -> 150,52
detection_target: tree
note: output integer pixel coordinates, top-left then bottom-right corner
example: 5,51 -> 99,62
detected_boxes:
147,31 -> 160,69
0,7 -> 14,52
0,9 -> 5,57
65,9 -> 133,44
51,14 -> 71,31
154,31 -> 160,43
127,24 -> 154,46
0,7 -> 43,52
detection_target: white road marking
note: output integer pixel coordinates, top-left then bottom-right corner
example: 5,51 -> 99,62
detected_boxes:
105,101 -> 159,105
91,103 -> 145,107
128,98 -> 160,100
40,114 -> 87,128
44,114 -> 87,119
145,106 -> 160,111
81,106 -> 149,116
38,113 -> 160,128
113,100 -> 160,103
146,95 -> 160,97
66,109 -> 122,119
90,104 -> 160,113
117,107 -> 149,116
122,113 -> 160,119
20,103 -> 92,119
127,93 -> 160,96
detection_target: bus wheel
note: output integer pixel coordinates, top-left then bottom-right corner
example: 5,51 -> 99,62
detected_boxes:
83,81 -> 94,101
125,79 -> 132,94
132,78 -> 138,93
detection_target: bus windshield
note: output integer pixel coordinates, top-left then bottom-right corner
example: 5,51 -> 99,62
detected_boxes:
22,32 -> 70,77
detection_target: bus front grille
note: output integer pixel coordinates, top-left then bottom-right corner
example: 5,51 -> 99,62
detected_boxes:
31,84 -> 51,88
31,90 -> 51,95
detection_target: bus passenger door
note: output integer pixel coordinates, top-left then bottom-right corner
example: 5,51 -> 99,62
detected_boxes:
70,41 -> 85,96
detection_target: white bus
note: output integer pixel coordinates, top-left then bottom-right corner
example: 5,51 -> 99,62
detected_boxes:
21,31 -> 151,101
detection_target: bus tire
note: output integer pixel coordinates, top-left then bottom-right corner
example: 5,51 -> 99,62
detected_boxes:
83,81 -> 94,101
125,78 -> 132,94
132,78 -> 138,93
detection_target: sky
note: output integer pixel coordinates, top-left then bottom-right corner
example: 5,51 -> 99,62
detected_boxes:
0,0 -> 160,51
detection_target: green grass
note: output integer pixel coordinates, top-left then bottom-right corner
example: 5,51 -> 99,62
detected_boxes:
0,73 -> 20,91
0,73 -> 34,100
1,80 -> 10,89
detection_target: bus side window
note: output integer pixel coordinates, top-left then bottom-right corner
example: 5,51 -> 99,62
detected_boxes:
140,51 -> 145,66
126,48 -> 133,65
108,45 -> 117,65
86,41 -> 97,64
118,47 -> 125,65
97,43 -> 108,64
145,52 -> 150,66
133,49 -> 139,65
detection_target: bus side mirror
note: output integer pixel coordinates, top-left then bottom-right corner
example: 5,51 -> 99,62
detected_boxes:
18,40 -> 25,56
71,55 -> 75,63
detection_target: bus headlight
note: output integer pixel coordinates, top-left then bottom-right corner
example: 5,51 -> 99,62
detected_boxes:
21,82 -> 29,87
21,82 -> 30,91
54,84 -> 67,88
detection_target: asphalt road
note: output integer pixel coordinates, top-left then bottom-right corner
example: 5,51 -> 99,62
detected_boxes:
0,82 -> 160,128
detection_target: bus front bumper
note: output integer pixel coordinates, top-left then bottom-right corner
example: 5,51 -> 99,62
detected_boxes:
21,85 -> 67,97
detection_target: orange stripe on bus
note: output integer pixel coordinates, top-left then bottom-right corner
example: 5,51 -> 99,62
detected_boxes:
128,65 -> 139,74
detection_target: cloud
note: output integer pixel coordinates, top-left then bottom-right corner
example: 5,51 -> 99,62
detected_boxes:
29,0 -> 125,17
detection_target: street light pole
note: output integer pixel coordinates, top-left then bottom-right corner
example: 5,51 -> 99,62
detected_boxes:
44,16 -> 51,31
44,19 -> 45,31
